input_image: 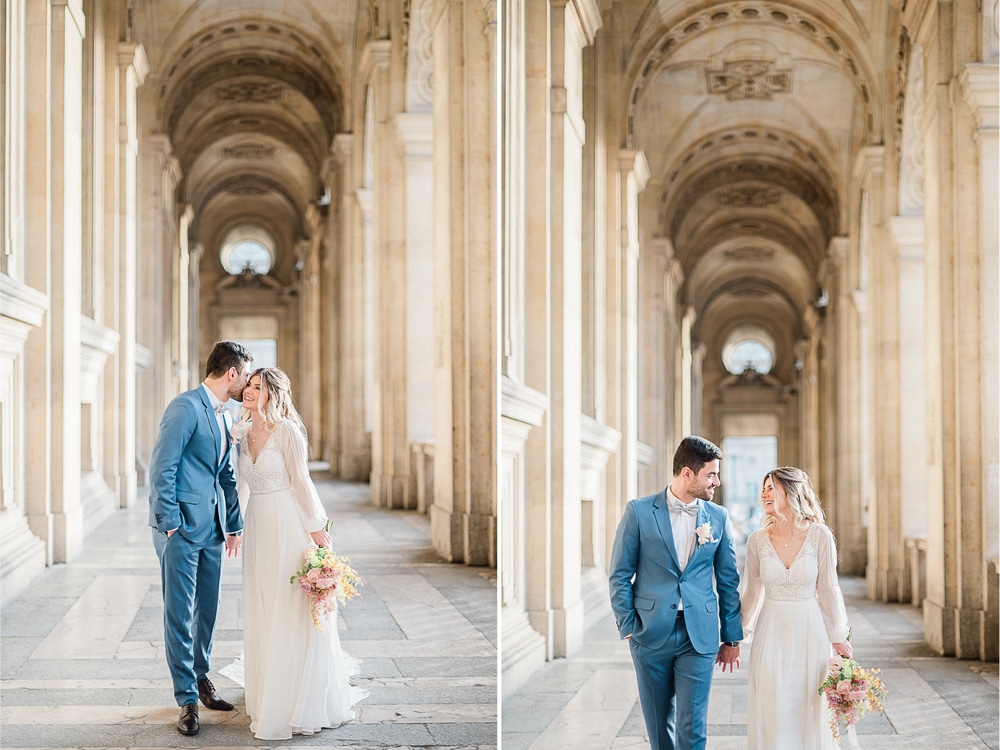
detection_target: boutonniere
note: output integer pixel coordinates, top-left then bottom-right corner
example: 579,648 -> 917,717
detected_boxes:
229,418 -> 250,442
696,522 -> 715,546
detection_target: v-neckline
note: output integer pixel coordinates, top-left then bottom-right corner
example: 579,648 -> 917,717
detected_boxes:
247,430 -> 273,464
767,523 -> 812,571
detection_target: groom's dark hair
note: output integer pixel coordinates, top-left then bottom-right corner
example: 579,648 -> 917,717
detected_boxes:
205,340 -> 253,378
672,436 -> 723,476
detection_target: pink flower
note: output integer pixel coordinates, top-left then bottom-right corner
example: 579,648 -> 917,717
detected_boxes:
837,680 -> 852,695
695,522 -> 714,546
828,656 -> 843,672
314,577 -> 336,589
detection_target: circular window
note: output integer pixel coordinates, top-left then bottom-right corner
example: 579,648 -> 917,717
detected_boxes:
722,326 -> 776,375
220,225 -> 274,275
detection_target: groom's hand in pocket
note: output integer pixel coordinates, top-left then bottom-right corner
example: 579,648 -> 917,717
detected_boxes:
716,643 -> 741,672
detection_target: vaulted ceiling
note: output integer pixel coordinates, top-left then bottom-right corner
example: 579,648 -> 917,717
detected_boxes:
626,1 -> 882,381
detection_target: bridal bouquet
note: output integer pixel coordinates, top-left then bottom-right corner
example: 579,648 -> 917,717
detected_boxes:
290,532 -> 363,630
818,652 -> 888,746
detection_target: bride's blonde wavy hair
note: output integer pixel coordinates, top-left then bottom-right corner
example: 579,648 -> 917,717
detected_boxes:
762,466 -> 827,529
242,367 -> 306,439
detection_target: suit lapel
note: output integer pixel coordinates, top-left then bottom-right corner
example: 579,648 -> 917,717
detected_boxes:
197,388 -> 224,467
652,491 -> 681,571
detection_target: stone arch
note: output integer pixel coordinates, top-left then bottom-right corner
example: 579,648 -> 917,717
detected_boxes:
625,1 -> 881,146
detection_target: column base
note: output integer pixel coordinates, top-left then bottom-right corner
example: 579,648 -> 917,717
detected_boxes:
552,598 -> 586,659
501,605 -> 548,696
0,512 -> 47,604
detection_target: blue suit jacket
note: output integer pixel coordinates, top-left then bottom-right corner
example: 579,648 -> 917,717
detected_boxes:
609,490 -> 742,653
148,387 -> 243,545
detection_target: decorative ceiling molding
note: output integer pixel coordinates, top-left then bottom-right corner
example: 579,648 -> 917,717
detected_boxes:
216,82 -> 284,103
717,186 -> 782,207
722,246 -> 776,262
627,2 -> 876,145
221,142 -> 275,160
705,59 -> 792,101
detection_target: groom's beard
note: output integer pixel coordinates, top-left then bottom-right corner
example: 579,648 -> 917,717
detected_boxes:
226,384 -> 244,402
691,484 -> 717,501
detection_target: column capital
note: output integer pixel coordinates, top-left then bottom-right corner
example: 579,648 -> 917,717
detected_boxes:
117,42 -> 149,84
853,145 -> 886,190
553,0 -> 603,45
960,63 -> 1000,132
618,149 -> 650,192
359,39 -> 392,82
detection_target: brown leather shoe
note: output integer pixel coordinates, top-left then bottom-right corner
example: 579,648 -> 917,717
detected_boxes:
198,678 -> 234,711
177,704 -> 199,735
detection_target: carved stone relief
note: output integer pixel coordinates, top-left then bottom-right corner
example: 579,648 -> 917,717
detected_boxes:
899,44 -> 925,216
717,186 -> 782,207
706,60 -> 792,101
222,143 -> 275,160
723,246 -> 776,262
216,82 -> 284,103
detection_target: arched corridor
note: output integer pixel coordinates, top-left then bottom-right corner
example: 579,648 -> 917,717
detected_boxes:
2,0 -> 497,611
499,0 -> 998,692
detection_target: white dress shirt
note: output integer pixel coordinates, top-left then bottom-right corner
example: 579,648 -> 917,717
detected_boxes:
202,384 -> 227,463
668,488 -> 700,610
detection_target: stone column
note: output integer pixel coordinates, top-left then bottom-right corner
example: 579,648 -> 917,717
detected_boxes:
679,306 -> 696,438
47,0 -> 86,562
110,42 -> 147,509
362,39 -> 408,509
918,3 -> 995,658
515,0 -> 555,664
431,0 -> 497,565
546,0 -> 601,657
22,0 -> 55,565
395,113 -> 435,506
612,149 -> 647,515
331,134 -> 371,480
297,216 -> 323,457
959,62 -> 999,660
499,0 -> 545,691
885,216 -> 927,603
635,237 -> 673,499
825,231 -> 865,574
796,306 -> 821,478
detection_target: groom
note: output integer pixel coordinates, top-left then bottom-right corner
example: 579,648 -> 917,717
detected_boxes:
149,341 -> 253,735
609,436 -> 742,750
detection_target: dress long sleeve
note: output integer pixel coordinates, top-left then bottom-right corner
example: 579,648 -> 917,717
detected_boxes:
277,420 -> 328,533
739,529 -> 765,640
815,523 -> 851,642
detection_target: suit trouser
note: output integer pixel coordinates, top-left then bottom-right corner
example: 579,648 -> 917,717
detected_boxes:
629,612 -> 716,750
153,529 -> 225,706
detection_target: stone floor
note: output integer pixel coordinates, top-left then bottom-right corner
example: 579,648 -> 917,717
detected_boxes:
502,578 -> 999,750
1,478 -> 497,749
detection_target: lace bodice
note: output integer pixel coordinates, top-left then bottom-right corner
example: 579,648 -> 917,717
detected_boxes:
740,522 -> 850,642
238,433 -> 288,494
755,523 -> 821,601
235,419 -> 328,533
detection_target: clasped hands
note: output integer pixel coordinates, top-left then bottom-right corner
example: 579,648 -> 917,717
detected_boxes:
716,643 -> 741,672
225,533 -> 242,558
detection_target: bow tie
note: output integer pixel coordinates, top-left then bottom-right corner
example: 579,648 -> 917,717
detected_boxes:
214,404 -> 228,415
671,499 -> 699,517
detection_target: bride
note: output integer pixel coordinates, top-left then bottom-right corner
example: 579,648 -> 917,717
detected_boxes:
234,367 -> 366,740
739,466 -> 852,750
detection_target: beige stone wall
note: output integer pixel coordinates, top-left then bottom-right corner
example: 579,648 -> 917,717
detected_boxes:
500,0 -> 999,692
1,0 -> 497,606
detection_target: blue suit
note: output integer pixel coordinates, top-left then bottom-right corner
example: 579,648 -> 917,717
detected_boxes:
609,490 -> 742,750
148,385 -> 243,706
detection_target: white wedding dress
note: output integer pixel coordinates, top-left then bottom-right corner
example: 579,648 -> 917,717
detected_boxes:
740,523 -> 850,750
236,419 -> 366,740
